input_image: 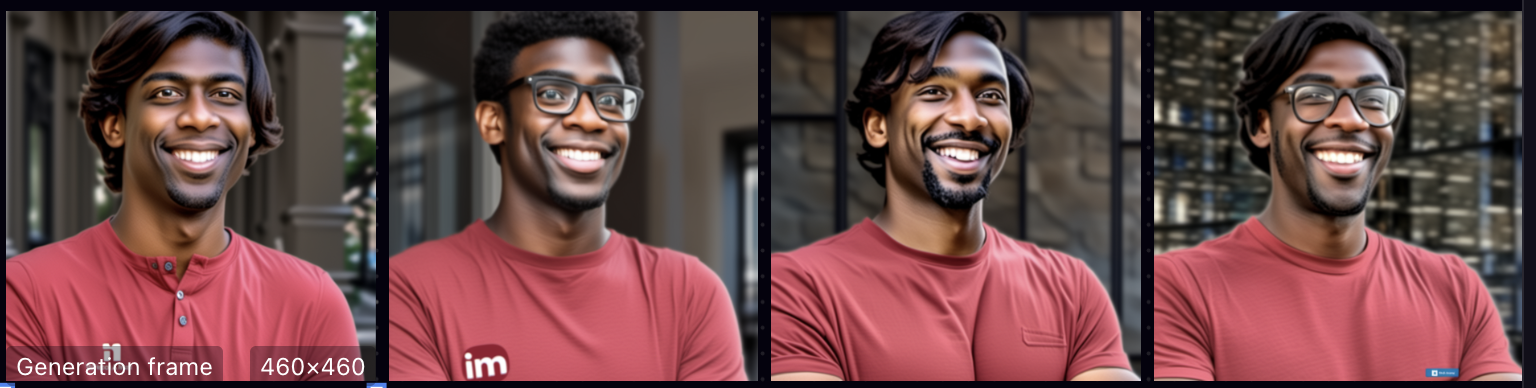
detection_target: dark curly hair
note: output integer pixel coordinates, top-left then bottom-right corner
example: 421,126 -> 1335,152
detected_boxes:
473,11 -> 644,165
1233,11 -> 1405,175
79,11 -> 282,193
846,11 -> 1032,187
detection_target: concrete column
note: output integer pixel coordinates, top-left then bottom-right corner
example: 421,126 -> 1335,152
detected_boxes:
277,11 -> 349,271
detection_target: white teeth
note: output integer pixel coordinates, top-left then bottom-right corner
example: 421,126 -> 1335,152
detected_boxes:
1315,150 -> 1363,164
556,148 -> 602,161
174,150 -> 218,163
938,147 -> 979,162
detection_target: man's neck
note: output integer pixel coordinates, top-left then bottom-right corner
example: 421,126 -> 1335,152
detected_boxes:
873,181 -> 986,256
485,183 -> 609,257
1256,194 -> 1368,259
110,193 -> 230,280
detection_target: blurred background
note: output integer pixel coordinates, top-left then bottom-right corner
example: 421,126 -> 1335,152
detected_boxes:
386,11 -> 759,380
4,11 -> 378,379
1151,11 -> 1521,365
769,11 -> 1143,374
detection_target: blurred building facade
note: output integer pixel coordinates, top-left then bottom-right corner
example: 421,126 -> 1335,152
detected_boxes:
5,11 -> 376,378
769,11 -> 1144,374
386,11 -> 760,380
1151,11 -> 1522,364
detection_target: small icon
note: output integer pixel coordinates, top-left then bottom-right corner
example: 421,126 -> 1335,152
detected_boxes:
102,343 -> 121,362
366,384 -> 386,388
1426,368 -> 1459,378
1,383 -> 14,388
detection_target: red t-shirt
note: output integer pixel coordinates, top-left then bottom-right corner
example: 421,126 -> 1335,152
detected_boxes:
770,218 -> 1131,381
387,220 -> 745,381
6,220 -> 360,381
1154,217 -> 1522,381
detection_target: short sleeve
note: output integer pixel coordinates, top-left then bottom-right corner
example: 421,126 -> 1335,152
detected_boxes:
675,256 -> 747,381
1447,254 -> 1521,380
1152,254 -> 1215,381
768,254 -> 844,379
386,264 -> 450,381
6,261 -> 58,381
300,265 -> 364,381
1063,257 -> 1133,379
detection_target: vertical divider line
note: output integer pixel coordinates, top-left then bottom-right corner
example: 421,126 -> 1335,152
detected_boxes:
835,11 -> 849,232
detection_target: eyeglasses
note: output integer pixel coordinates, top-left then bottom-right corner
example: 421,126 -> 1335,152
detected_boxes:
497,76 -> 644,122
1272,83 -> 1405,127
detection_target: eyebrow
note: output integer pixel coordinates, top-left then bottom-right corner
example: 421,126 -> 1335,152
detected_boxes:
928,66 -> 1007,86
1290,73 -> 1388,85
526,69 -> 625,85
140,72 -> 246,88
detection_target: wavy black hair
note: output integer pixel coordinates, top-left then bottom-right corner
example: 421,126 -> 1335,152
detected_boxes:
1233,11 -> 1405,175
845,11 -> 1032,187
472,11 -> 644,165
80,11 -> 281,193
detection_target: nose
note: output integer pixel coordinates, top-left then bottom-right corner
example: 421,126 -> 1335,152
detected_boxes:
562,92 -> 609,133
1321,95 -> 1369,133
943,92 -> 989,134
176,92 -> 220,132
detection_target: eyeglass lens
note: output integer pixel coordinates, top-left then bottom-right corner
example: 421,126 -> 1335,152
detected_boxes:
1292,85 -> 1400,125
532,79 -> 640,121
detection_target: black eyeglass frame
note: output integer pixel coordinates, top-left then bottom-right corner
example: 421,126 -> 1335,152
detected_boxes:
1271,83 -> 1406,127
496,75 -> 646,123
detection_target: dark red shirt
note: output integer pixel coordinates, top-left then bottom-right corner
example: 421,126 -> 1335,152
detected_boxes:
387,220 -> 746,381
6,220 -> 360,381
771,219 -> 1131,380
1154,217 -> 1522,380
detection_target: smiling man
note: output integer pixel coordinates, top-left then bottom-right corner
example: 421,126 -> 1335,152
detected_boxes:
387,11 -> 745,381
5,11 -> 359,381
1153,11 -> 1522,381
769,12 -> 1136,381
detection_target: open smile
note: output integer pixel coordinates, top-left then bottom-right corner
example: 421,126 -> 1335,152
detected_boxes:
544,143 -> 615,175
160,143 -> 232,178
1305,144 -> 1378,178
925,141 -> 995,175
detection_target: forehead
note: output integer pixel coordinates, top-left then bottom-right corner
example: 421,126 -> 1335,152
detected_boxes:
1285,39 -> 1388,85
924,31 -> 1005,77
140,36 -> 245,81
511,37 -> 624,83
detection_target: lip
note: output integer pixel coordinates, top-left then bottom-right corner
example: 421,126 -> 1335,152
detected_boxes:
160,142 -> 232,177
544,141 -> 616,175
1305,142 -> 1377,179
926,142 -> 993,175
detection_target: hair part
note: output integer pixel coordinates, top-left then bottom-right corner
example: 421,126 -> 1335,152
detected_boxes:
472,11 -> 644,165
79,11 -> 282,193
845,11 -> 1032,188
1232,11 -> 1405,175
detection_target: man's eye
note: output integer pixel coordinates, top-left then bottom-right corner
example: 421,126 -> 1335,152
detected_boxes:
918,88 -> 945,96
979,90 -> 1005,101
155,89 -> 183,99
596,95 -> 619,106
214,91 -> 239,100
539,89 -> 566,100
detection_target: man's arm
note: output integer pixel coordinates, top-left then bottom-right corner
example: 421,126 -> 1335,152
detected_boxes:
1470,373 -> 1522,381
1152,256 -> 1217,381
300,266 -> 365,381
676,257 -> 746,381
1070,367 -> 1139,381
6,261 -> 59,381
772,372 -> 842,381
386,266 -> 451,380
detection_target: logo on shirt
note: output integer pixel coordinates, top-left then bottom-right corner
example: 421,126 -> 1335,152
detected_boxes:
102,343 -> 121,362
463,344 -> 508,381
1426,368 -> 1459,377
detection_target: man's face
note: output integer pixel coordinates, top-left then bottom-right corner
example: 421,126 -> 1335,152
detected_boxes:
885,31 -> 1013,209
502,37 -> 629,212
117,36 -> 252,211
1259,39 -> 1394,217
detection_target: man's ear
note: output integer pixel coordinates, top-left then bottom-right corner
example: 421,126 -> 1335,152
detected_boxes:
476,101 -> 506,147
1250,109 -> 1272,149
101,113 -> 126,148
862,107 -> 888,149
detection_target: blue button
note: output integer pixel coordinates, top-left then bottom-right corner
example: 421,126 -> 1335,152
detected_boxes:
164,262 -> 174,272
177,290 -> 184,300
1426,368 -> 1459,377
179,316 -> 188,326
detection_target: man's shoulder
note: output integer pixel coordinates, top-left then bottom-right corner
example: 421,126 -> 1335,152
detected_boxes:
388,227 -> 480,272
771,226 -> 870,267
232,231 -> 335,288
7,224 -> 119,286
1369,231 -> 1472,280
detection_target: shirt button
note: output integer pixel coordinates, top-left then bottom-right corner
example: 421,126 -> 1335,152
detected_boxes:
176,290 -> 184,300
179,316 -> 188,326
164,262 -> 174,272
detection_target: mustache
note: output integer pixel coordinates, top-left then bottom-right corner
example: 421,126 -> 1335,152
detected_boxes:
920,131 -> 1002,151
